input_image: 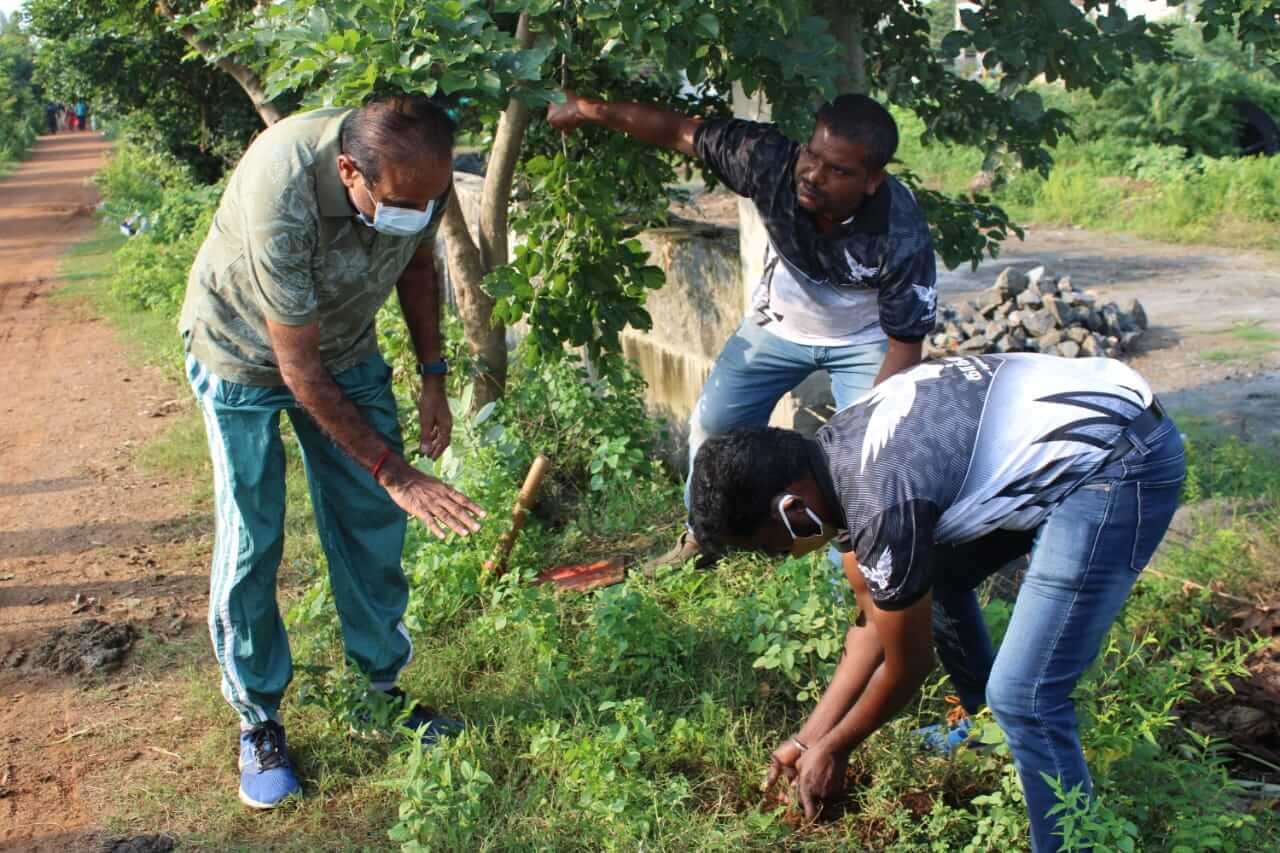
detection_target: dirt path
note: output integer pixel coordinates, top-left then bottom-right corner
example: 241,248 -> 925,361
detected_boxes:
0,134 -> 206,851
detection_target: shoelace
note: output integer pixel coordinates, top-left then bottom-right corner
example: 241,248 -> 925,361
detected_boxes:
248,721 -> 287,772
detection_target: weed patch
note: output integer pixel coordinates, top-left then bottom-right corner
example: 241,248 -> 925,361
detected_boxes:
67,157 -> 1280,851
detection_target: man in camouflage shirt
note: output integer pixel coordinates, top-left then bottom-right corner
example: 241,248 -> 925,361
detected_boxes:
180,95 -> 485,809
548,89 -> 937,572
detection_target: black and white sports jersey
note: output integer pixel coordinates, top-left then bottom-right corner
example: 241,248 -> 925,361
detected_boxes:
692,119 -> 937,345
815,354 -> 1153,610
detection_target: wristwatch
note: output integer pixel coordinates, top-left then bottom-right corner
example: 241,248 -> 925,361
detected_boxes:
417,359 -> 449,376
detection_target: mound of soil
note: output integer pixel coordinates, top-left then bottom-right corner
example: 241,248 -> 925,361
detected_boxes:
28,619 -> 136,676
101,835 -> 175,853
1181,603 -> 1280,781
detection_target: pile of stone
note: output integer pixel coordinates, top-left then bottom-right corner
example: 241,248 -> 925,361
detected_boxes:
925,266 -> 1149,360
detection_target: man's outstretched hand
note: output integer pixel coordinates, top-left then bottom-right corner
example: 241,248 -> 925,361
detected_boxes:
794,742 -> 849,821
379,458 -> 485,539
547,88 -> 590,134
761,739 -> 803,802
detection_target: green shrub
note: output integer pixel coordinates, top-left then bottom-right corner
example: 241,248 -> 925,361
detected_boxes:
0,16 -> 42,169
96,141 -> 223,316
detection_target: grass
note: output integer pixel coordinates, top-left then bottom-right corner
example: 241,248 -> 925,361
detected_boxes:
894,106 -> 1280,255
1198,321 -> 1280,364
58,215 -> 1280,851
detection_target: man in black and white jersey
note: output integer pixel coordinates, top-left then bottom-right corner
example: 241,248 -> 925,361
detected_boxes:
548,88 -> 936,572
689,353 -> 1185,853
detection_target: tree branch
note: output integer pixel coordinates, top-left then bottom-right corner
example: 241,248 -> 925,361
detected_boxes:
819,3 -> 868,96
440,192 -> 506,406
155,1 -> 283,126
478,10 -> 535,272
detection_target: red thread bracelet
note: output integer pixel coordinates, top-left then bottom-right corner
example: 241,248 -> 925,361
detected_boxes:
371,448 -> 392,481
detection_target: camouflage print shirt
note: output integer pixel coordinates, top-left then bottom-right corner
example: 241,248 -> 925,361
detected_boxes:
179,107 -> 449,386
693,119 -> 936,346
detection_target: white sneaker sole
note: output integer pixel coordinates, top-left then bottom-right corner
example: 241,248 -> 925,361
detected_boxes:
238,787 -> 294,810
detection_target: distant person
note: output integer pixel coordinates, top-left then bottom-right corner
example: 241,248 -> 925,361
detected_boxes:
74,101 -> 88,132
179,94 -> 485,809
689,352 -> 1184,853
44,102 -> 61,135
547,89 -> 937,575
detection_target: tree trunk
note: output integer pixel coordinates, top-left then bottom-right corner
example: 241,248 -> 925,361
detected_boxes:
819,4 -> 869,96
449,10 -> 534,407
441,193 -> 507,407
478,11 -> 534,272
156,3 -> 283,126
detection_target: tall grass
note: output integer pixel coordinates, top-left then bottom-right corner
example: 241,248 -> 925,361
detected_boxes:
896,105 -> 1280,253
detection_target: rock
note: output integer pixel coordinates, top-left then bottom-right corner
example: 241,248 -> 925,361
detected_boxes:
984,321 -> 1004,340
960,321 -> 981,338
1128,299 -> 1149,331
1121,330 -> 1142,350
1026,265 -> 1056,291
1015,283 -> 1043,309
944,321 -> 963,339
1057,340 -> 1081,358
977,288 -> 1006,313
931,332 -> 949,347
1071,291 -> 1096,308
1022,309 -> 1056,338
991,300 -> 1013,320
1056,276 -> 1073,294
994,267 -> 1030,297
1006,310 -> 1023,329
1101,304 -> 1122,334
1007,329 -> 1029,352
1084,307 -> 1106,333
1038,328 -> 1064,348
1081,334 -> 1102,357
1043,295 -> 1072,327
957,335 -> 988,352
991,335 -> 1013,353
1067,326 -> 1089,344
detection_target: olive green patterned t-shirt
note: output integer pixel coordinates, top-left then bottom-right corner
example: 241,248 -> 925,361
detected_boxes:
178,107 -> 449,386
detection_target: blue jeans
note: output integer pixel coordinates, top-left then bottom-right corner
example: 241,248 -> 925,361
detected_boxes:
686,320 -> 887,509
931,415 -> 1185,852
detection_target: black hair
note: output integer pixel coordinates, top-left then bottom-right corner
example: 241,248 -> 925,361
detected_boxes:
689,426 -> 815,552
340,94 -> 457,186
815,94 -> 898,171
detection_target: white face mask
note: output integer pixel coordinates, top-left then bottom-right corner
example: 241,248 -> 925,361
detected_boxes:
358,183 -> 435,237
778,493 -> 837,557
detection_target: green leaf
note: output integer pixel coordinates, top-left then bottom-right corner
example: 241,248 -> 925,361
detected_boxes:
439,68 -> 475,94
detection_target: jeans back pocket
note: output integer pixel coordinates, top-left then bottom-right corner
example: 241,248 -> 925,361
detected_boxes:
1131,477 -> 1184,571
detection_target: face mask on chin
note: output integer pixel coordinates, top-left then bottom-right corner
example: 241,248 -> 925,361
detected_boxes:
356,182 -> 435,236
777,493 -> 837,557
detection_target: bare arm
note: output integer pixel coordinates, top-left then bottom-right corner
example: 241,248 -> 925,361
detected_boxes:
396,243 -> 451,461
873,336 -> 923,386
762,560 -> 885,794
266,319 -> 484,538
547,88 -> 702,157
792,569 -> 936,819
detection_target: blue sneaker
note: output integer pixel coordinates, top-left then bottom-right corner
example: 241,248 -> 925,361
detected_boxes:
238,720 -> 300,809
357,687 -> 465,745
917,717 -> 975,755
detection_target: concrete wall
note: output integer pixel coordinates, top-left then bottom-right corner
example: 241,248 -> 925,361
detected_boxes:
442,167 -> 835,447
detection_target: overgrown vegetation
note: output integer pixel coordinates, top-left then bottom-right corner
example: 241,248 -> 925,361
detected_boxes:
80,144 -> 1280,848
899,24 -> 1280,251
0,11 -> 42,172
